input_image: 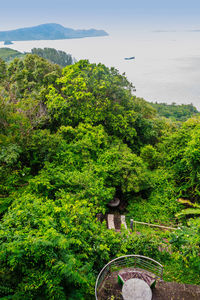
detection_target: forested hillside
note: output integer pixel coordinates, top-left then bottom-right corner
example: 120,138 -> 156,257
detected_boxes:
0,47 -> 74,67
150,101 -> 199,121
0,47 -> 25,62
0,54 -> 200,299
31,48 -> 75,67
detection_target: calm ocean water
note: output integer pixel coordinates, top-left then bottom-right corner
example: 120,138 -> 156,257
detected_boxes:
1,30 -> 200,109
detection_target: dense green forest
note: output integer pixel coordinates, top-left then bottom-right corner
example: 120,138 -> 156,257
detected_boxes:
31,48 -> 75,67
0,47 -> 74,67
150,101 -> 199,121
0,48 -> 25,62
0,54 -> 200,299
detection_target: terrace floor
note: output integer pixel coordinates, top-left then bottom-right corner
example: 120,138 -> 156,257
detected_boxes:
97,270 -> 200,300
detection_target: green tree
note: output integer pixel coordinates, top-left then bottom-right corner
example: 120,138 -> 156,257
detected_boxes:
31,47 -> 74,67
46,60 -> 161,151
0,123 -> 160,299
0,58 -> 6,82
150,102 -> 199,122
163,117 -> 200,201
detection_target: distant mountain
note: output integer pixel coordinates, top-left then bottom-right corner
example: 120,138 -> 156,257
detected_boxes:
0,23 -> 108,41
187,29 -> 200,32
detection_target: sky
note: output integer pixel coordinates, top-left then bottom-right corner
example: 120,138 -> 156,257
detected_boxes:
1,0 -> 200,32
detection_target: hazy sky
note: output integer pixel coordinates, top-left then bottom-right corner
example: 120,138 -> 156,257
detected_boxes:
1,0 -> 200,32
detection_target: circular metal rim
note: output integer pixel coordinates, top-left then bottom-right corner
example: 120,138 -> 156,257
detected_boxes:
95,255 -> 163,300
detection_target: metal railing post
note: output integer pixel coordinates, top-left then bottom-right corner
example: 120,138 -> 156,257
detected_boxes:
130,219 -> 133,231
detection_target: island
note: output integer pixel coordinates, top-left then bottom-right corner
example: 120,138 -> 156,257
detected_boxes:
0,23 -> 108,42
4,40 -> 13,45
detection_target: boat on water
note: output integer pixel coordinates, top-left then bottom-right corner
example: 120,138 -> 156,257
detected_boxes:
124,56 -> 135,60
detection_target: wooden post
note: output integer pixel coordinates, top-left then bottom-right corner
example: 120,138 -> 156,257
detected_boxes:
130,219 -> 133,232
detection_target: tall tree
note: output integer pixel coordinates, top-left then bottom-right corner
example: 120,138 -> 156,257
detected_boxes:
31,48 -> 74,67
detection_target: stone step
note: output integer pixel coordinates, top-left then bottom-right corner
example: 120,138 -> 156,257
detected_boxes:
107,214 -> 115,229
114,214 -> 121,230
121,215 -> 127,229
106,214 -> 128,232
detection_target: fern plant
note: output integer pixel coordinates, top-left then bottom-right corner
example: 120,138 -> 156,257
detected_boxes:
176,198 -> 200,217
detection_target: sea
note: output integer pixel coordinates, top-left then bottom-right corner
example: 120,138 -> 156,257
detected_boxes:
1,30 -> 200,109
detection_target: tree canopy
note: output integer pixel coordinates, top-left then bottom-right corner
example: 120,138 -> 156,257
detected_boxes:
46,60 -> 162,151
1,55 -> 200,299
150,102 -> 199,121
31,48 -> 74,67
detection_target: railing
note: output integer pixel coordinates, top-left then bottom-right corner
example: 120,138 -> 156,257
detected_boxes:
130,219 -> 178,232
95,255 -> 163,300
